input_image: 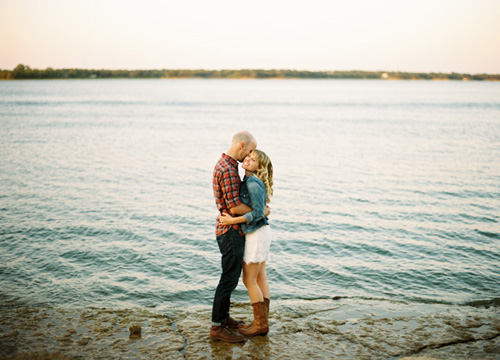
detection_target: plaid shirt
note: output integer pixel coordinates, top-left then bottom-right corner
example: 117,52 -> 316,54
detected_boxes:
213,153 -> 244,236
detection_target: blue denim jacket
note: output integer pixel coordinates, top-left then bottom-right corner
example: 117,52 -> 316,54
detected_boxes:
240,174 -> 269,234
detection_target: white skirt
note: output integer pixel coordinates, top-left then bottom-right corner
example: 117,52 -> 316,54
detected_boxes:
243,225 -> 272,264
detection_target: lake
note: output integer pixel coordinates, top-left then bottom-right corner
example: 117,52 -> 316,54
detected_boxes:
1,79 -> 499,313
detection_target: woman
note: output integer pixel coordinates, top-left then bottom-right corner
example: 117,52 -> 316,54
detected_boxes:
220,149 -> 273,337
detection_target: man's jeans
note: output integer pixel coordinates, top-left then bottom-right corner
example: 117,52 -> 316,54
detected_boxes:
211,228 -> 245,325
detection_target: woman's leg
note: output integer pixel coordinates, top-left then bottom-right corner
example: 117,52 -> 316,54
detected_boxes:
256,261 -> 270,333
256,262 -> 270,299
240,261 -> 268,336
242,262 -> 264,304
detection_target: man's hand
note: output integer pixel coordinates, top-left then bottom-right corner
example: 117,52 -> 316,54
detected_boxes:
265,205 -> 271,218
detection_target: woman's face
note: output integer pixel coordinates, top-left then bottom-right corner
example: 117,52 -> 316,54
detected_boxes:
242,152 -> 259,172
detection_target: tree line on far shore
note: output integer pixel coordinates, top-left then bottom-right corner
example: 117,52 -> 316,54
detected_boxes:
1,64 -> 499,81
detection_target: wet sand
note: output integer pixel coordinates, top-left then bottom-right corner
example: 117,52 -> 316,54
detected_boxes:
1,298 -> 499,359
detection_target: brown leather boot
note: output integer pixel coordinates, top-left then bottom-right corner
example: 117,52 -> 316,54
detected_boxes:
261,297 -> 270,335
223,315 -> 244,329
209,326 -> 245,342
239,302 -> 267,337
238,298 -> 270,331
264,297 -> 270,319
238,319 -> 253,330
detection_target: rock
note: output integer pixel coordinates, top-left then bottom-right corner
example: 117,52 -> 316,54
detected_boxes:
1,299 -> 499,359
129,325 -> 142,339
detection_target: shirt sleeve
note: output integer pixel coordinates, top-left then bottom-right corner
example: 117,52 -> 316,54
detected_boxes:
221,167 -> 242,209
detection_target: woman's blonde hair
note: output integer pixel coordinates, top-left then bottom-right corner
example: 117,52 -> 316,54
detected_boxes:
251,149 -> 273,203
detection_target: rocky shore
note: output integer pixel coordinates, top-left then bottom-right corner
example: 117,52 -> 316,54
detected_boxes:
1,298 -> 499,359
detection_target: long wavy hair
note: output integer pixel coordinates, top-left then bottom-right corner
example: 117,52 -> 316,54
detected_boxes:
251,149 -> 274,203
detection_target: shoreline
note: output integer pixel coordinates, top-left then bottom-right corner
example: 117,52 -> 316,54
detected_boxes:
2,66 -> 500,81
1,78 -> 500,82
1,298 -> 499,359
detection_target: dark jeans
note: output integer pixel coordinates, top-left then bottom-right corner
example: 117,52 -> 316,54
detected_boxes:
211,228 -> 245,325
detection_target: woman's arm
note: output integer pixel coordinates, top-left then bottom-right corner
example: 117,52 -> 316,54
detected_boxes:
220,177 -> 267,226
219,212 -> 247,225
228,203 -> 253,215
219,205 -> 270,225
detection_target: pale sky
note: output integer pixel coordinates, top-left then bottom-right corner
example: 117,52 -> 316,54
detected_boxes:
1,0 -> 499,73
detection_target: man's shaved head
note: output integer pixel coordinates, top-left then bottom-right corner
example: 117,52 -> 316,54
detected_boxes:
232,131 -> 256,147
227,131 -> 257,162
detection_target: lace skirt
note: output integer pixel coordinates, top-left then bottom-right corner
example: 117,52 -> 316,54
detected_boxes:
243,225 -> 272,264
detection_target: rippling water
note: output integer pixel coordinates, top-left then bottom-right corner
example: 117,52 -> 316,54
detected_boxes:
1,79 -> 499,312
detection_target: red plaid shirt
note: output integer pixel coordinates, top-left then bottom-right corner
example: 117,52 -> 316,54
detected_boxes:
213,153 -> 244,236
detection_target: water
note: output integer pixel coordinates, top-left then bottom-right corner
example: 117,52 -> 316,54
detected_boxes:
1,79 -> 499,313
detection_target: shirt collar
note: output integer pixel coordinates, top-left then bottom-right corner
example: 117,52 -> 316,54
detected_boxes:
222,153 -> 239,168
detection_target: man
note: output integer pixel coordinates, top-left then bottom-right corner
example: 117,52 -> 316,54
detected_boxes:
210,131 -> 257,342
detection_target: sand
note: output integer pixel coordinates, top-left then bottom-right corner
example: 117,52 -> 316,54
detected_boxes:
1,298 -> 499,359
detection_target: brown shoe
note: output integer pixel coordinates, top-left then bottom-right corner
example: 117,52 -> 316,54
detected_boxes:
238,320 -> 253,330
239,302 -> 268,337
239,298 -> 269,331
210,326 -> 245,343
223,315 -> 245,329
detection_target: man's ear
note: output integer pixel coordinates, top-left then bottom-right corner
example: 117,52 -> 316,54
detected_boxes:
239,142 -> 246,150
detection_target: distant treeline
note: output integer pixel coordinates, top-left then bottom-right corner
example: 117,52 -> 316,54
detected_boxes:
1,64 -> 499,81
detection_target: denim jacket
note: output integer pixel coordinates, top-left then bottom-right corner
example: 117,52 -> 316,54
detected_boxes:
240,174 -> 269,234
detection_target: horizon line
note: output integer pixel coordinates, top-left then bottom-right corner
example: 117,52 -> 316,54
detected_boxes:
1,64 -> 500,76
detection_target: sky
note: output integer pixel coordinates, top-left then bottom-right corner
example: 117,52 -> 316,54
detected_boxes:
1,0 -> 500,73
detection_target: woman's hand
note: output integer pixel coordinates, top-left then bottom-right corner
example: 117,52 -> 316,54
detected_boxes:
265,205 -> 271,217
219,212 -> 234,225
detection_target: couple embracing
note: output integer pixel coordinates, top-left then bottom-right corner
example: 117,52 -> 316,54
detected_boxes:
210,131 -> 274,343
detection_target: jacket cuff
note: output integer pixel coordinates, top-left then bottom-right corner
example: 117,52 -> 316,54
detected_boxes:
243,213 -> 253,224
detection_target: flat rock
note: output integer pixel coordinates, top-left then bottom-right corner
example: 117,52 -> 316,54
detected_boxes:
1,298 -> 499,359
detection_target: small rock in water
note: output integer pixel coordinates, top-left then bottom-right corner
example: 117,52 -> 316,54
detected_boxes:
129,325 -> 142,339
